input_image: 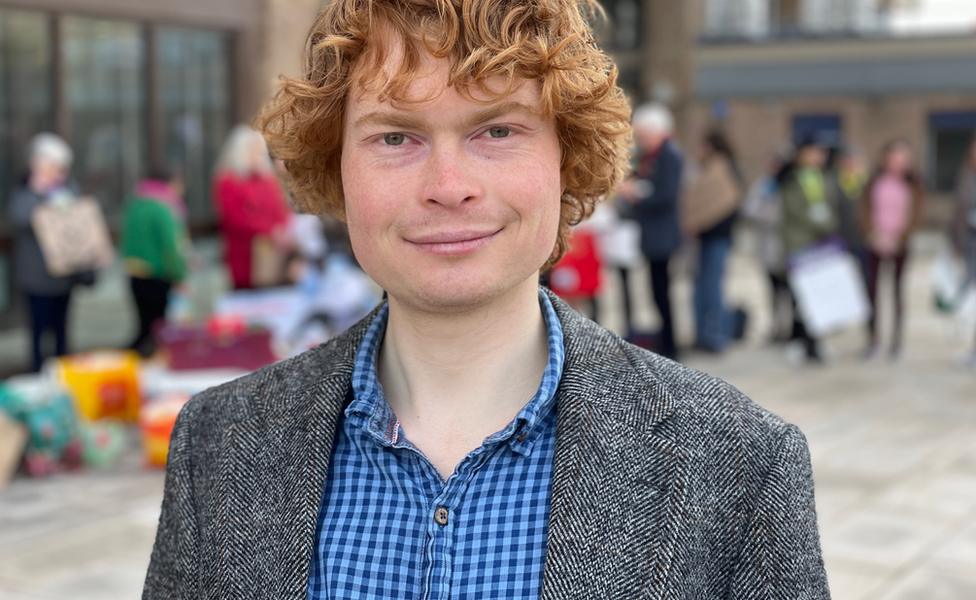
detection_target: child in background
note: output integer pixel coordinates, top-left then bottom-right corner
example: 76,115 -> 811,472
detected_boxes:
120,169 -> 191,357
859,140 -> 926,361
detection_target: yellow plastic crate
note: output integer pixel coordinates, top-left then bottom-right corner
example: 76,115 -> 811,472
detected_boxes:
57,351 -> 141,422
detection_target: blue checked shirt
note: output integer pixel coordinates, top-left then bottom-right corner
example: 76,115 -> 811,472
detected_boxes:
307,289 -> 565,600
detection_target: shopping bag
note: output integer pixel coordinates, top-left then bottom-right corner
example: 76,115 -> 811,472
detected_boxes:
31,196 -> 114,277
932,244 -> 973,314
549,229 -> 601,300
787,239 -> 870,338
251,236 -> 286,288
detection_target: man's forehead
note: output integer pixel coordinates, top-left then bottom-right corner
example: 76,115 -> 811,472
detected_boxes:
347,61 -> 543,125
346,28 -> 543,115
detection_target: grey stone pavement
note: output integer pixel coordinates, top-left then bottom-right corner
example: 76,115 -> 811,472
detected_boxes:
1,231 -> 975,599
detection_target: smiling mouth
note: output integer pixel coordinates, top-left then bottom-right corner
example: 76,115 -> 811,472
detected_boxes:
406,228 -> 503,256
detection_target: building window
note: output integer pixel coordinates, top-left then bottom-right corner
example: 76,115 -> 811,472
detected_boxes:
771,0 -> 802,36
792,114 -> 843,150
0,9 -> 54,215
158,27 -> 232,226
63,17 -> 148,219
596,0 -> 641,51
0,9 -> 54,316
929,112 -> 976,193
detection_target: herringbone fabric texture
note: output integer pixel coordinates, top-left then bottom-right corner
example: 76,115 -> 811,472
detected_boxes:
144,289 -> 830,600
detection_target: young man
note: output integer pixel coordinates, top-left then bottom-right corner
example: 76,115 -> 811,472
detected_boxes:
144,0 -> 829,598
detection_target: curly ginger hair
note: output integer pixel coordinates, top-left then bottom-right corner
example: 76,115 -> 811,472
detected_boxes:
256,0 -> 633,269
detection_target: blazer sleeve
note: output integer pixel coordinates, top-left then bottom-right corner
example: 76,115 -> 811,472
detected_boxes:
143,402 -> 201,600
728,425 -> 831,599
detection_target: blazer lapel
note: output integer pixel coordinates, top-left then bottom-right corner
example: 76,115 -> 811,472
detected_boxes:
542,294 -> 689,600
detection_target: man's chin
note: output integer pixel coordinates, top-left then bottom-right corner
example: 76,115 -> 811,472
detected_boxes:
386,273 -> 539,316
392,283 -> 498,314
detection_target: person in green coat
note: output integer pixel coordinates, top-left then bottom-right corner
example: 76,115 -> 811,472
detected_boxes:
778,139 -> 841,363
119,170 -> 190,357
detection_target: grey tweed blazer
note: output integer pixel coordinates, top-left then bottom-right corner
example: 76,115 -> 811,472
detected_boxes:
144,290 -> 830,599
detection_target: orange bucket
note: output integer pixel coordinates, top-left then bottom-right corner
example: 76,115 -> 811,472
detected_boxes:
139,394 -> 189,467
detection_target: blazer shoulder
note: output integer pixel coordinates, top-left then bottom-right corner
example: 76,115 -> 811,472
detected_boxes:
615,339 -> 797,448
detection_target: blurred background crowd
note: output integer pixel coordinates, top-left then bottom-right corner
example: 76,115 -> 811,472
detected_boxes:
3,1 -> 976,599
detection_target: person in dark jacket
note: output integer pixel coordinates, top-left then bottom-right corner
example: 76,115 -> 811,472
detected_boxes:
619,103 -> 683,360
7,133 -> 80,372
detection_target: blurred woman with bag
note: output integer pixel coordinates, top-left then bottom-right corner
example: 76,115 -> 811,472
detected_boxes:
682,131 -> 743,353
859,140 -> 926,361
120,169 -> 191,357
7,134 -> 84,372
213,125 -> 293,289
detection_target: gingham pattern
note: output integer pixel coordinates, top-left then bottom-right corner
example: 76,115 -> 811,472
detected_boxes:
306,290 -> 565,600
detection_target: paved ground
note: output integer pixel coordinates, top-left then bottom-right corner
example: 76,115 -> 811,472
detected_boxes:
1,231 -> 975,599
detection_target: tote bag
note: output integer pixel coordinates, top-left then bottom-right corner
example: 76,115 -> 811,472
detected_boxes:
787,239 -> 870,338
31,196 -> 114,277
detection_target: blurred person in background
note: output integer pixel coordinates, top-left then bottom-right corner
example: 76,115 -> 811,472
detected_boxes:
7,133 -> 83,372
618,103 -> 682,360
835,145 -> 870,275
213,125 -> 294,289
682,131 -> 743,353
120,168 -> 190,357
859,140 -> 926,361
593,195 -> 642,335
952,135 -> 976,367
741,145 -> 791,343
779,138 -> 840,363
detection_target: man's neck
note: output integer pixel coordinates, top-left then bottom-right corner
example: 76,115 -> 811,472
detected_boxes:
377,277 -> 550,477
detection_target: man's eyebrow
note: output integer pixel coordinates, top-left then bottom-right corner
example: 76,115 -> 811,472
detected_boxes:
351,101 -> 539,132
462,102 -> 539,129
352,111 -> 426,131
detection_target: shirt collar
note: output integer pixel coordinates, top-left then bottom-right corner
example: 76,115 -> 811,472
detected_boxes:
345,288 -> 565,456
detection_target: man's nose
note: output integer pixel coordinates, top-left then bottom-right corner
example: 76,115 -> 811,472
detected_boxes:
421,144 -> 481,208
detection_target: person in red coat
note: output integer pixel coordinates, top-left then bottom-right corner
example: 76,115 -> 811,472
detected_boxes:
213,125 -> 293,289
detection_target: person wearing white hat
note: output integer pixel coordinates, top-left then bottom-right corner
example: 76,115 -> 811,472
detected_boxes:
7,133 -> 81,371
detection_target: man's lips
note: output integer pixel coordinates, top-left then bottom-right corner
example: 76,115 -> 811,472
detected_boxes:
405,228 -> 503,256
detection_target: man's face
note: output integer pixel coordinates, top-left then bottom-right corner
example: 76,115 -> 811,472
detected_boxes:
341,52 -> 564,312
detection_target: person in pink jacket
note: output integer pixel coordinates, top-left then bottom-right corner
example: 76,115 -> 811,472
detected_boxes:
213,125 -> 293,289
859,139 -> 926,361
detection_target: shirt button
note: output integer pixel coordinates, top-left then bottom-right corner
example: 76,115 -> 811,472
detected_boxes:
517,433 -> 528,443
434,506 -> 449,526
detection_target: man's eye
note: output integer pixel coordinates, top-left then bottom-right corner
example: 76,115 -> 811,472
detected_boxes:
383,133 -> 406,146
488,126 -> 510,139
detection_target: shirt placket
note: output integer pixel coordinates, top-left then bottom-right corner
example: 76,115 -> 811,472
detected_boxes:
414,441 -> 498,600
